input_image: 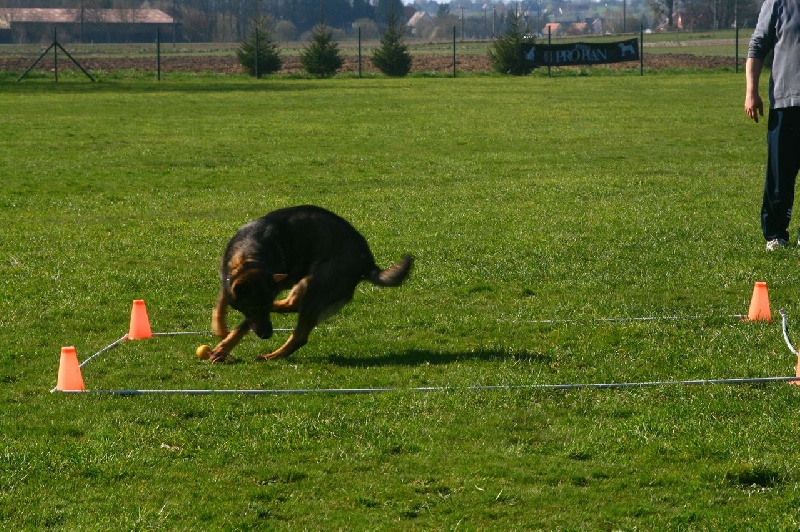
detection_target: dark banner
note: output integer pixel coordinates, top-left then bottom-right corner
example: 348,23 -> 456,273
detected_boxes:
523,38 -> 639,67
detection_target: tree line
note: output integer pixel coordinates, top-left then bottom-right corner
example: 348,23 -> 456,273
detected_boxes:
0,0 -> 764,43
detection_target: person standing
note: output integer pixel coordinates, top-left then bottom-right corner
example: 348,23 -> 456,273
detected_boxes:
745,0 -> 800,250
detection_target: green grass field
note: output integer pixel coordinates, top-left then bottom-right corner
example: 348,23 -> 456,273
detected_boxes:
3,71 -> 800,528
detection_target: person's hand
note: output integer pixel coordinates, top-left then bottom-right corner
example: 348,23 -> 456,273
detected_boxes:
746,92 -> 764,123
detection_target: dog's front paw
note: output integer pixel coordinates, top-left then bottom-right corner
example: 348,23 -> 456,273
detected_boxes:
209,347 -> 230,363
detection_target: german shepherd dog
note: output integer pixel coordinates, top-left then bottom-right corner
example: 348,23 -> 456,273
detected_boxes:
209,205 -> 413,362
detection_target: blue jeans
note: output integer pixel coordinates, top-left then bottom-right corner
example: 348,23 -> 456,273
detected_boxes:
762,107 -> 800,242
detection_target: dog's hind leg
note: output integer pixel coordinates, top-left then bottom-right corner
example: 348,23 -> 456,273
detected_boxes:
260,291 -> 353,361
259,314 -> 315,360
271,275 -> 311,313
210,319 -> 249,363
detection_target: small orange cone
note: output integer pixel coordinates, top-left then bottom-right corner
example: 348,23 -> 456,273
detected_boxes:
791,353 -> 800,386
747,282 -> 772,322
56,346 -> 85,391
127,299 -> 152,340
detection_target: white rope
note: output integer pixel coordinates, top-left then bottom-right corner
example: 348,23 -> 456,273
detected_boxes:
75,329 -> 293,370
79,334 -> 128,369
53,375 -> 800,395
152,331 -> 211,337
54,312 -> 800,395
508,314 -> 747,325
780,309 -> 798,355
152,329 -> 293,337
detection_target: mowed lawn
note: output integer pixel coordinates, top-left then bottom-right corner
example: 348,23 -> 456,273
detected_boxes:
2,72 -> 800,528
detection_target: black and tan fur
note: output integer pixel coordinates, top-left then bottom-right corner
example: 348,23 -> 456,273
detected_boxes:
209,205 -> 413,362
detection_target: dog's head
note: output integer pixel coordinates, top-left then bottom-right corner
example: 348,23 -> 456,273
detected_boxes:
227,261 -> 287,339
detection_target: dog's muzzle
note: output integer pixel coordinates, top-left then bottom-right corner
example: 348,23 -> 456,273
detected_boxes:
250,320 -> 273,340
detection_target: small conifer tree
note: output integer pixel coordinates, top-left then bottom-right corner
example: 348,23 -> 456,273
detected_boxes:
236,20 -> 282,78
371,9 -> 412,77
488,8 -> 535,76
300,24 -> 344,77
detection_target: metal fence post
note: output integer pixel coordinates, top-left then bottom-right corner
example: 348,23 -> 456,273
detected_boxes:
157,27 -> 161,81
254,26 -> 259,78
452,26 -> 456,78
640,25 -> 644,76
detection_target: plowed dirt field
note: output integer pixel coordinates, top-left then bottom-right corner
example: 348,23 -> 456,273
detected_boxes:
0,51 -> 742,75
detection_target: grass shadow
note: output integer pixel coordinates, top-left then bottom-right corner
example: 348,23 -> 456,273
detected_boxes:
326,348 -> 553,367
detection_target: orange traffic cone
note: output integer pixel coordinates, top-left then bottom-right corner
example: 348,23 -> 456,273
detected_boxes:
791,352 -> 800,386
56,346 -> 85,391
747,282 -> 772,322
127,299 -> 152,340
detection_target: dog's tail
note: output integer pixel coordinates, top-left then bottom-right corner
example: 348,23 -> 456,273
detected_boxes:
368,255 -> 413,287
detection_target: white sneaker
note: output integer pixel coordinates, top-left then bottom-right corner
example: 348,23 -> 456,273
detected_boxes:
766,238 -> 788,250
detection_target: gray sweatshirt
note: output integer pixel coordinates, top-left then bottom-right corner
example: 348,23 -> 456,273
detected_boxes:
748,0 -> 800,109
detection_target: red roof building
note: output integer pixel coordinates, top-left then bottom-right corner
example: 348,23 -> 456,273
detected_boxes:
0,8 -> 175,43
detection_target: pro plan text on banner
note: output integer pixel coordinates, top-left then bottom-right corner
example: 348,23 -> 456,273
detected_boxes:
523,38 -> 639,68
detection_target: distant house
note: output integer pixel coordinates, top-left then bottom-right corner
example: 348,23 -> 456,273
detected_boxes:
0,8 -> 175,43
406,11 -> 431,36
655,12 -> 685,31
568,22 -> 587,35
541,22 -> 561,37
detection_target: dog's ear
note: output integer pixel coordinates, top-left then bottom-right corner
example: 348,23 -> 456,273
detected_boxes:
273,273 -> 288,283
230,278 -> 245,300
230,269 -> 261,300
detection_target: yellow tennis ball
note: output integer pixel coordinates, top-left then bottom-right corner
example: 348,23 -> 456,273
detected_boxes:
196,345 -> 212,360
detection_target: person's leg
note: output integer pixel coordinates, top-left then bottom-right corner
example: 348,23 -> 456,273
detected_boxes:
762,108 -> 800,243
